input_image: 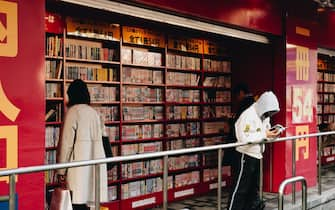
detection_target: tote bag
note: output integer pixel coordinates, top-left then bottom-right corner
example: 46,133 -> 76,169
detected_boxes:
49,187 -> 73,210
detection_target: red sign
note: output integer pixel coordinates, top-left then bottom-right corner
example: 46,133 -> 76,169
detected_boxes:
273,44 -> 317,193
0,1 -> 45,210
45,11 -> 64,34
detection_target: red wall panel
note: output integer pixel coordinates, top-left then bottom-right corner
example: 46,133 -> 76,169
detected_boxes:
133,0 -> 283,35
0,1 -> 45,209
318,11 -> 335,49
231,40 -> 274,97
265,37 -> 287,192
270,14 -> 318,193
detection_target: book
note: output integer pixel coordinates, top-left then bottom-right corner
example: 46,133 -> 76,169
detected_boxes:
133,49 -> 148,65
45,109 -> 56,121
122,48 -> 132,64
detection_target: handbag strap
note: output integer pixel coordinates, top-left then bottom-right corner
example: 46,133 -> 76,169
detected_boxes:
65,125 -> 77,176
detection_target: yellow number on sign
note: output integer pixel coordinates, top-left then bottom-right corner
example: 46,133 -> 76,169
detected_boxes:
292,87 -> 313,123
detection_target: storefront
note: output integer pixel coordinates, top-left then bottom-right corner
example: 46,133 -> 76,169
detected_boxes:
0,0 -> 330,209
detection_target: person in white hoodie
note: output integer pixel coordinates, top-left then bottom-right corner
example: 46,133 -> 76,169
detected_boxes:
228,91 -> 282,210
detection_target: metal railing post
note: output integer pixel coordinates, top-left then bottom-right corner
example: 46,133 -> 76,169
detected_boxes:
292,139 -> 296,204
217,148 -> 222,210
260,144 -> 264,201
9,174 -> 16,210
95,164 -> 100,210
278,176 -> 307,210
163,155 -> 168,210
270,144 -> 273,192
318,136 -> 322,195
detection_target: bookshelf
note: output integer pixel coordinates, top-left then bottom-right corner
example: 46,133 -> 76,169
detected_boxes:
45,13 -> 233,209
45,30 -> 64,185
200,41 -> 232,193
317,53 -> 335,165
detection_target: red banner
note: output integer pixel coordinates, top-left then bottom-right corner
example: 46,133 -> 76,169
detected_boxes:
0,1 -> 45,209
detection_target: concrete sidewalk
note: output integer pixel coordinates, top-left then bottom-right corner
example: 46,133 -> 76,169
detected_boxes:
264,166 -> 335,210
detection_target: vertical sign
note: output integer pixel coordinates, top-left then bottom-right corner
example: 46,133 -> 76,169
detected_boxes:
0,0 -> 45,209
286,42 -> 317,188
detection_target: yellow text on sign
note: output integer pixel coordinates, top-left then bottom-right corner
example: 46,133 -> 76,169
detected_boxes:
0,0 -> 18,57
0,126 -> 18,183
122,26 -> 165,48
295,125 -> 309,161
295,46 -> 309,81
0,81 -> 20,183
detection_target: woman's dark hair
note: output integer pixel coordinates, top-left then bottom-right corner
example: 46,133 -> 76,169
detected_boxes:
67,79 -> 90,106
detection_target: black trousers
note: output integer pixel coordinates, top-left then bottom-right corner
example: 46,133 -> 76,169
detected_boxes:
227,153 -> 263,210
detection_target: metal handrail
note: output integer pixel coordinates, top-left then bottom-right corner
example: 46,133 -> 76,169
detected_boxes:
1,131 -> 334,177
0,131 -> 334,210
278,176 -> 307,210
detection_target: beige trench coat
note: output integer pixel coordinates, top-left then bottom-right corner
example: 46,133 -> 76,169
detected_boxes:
58,104 -> 108,204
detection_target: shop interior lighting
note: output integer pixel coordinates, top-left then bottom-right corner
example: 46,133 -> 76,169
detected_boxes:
318,48 -> 335,56
59,0 -> 270,44
314,0 -> 335,9
286,43 -> 297,49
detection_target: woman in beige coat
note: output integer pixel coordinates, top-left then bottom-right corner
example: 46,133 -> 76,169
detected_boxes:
57,79 -> 108,210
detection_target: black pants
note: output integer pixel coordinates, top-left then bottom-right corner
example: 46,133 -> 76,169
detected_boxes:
73,204 -> 89,210
228,153 -> 263,210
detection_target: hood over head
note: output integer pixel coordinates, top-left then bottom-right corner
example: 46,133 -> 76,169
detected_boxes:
254,91 -> 279,118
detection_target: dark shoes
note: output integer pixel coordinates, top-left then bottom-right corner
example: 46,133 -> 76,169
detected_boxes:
250,200 -> 265,210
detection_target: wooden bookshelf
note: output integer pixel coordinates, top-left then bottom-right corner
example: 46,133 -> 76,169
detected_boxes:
45,29 -> 65,185
317,53 -> 335,166
45,12 -> 233,209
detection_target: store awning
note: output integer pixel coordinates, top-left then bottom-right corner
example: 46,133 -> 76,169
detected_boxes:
59,0 -> 270,44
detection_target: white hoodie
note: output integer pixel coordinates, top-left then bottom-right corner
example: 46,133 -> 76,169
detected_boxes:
235,91 -> 279,159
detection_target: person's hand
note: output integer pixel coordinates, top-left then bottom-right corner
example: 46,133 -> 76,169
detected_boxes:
266,128 -> 281,139
57,174 -> 67,188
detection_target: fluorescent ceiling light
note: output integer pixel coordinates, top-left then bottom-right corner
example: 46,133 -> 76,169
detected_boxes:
59,0 -> 270,44
318,48 -> 335,56
286,44 -> 297,49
